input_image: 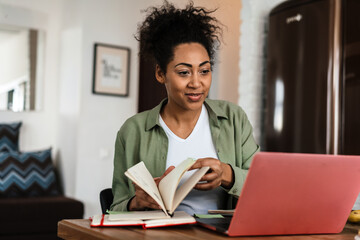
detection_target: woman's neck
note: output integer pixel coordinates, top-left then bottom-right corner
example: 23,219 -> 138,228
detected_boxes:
160,102 -> 203,139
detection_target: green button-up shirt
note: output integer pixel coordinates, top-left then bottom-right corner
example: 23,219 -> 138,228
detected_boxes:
110,98 -> 260,211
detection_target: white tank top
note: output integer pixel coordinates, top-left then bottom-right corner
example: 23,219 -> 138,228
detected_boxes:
159,105 -> 227,214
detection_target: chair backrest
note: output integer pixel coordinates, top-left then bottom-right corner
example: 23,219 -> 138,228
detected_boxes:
99,188 -> 113,214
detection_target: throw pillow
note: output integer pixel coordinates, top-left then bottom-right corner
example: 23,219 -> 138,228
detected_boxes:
0,148 -> 61,197
0,122 -> 22,152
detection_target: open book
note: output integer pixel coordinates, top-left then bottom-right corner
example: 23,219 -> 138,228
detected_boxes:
125,158 -> 210,216
91,211 -> 196,229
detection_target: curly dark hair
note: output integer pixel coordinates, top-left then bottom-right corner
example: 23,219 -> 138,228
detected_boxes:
136,1 -> 222,73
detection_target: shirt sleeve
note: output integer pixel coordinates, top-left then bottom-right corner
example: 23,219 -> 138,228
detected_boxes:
223,109 -> 260,197
110,131 -> 133,211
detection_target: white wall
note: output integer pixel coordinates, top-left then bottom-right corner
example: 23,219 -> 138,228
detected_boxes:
238,0 -> 283,144
0,0 -> 242,217
193,0 -> 241,103
0,0 -> 61,153
57,0 -> 83,202
72,0 -> 150,217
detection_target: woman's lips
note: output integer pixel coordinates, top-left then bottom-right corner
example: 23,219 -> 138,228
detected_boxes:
186,93 -> 203,102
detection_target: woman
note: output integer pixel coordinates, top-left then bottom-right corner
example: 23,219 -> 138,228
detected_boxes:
110,1 -> 259,214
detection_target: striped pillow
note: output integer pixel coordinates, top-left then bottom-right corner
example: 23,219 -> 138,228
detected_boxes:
0,122 -> 22,152
0,148 -> 61,197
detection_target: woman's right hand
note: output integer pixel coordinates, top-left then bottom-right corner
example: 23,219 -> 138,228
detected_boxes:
128,166 -> 175,210
128,183 -> 162,210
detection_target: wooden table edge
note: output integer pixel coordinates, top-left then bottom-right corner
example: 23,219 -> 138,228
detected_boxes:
57,219 -> 360,240
58,219 -> 110,240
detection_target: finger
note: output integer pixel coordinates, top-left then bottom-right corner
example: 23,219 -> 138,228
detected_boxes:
149,202 -> 162,210
132,182 -> 162,209
189,159 -> 211,170
135,191 -> 161,209
135,189 -> 153,202
189,158 -> 220,171
189,161 -> 202,170
194,179 -> 221,190
135,196 -> 161,210
200,172 -> 219,182
133,182 -> 144,191
141,193 -> 161,209
163,166 -> 175,176
134,185 -> 157,203
195,170 -> 222,190
137,196 -> 160,209
156,166 -> 175,185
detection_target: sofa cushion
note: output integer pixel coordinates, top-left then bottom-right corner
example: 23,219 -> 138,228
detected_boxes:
0,196 -> 84,235
0,148 -> 61,197
0,122 -> 21,152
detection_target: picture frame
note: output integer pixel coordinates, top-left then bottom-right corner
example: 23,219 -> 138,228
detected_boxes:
92,43 -> 130,97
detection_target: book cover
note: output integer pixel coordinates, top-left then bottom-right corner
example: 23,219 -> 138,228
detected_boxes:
90,211 -> 196,229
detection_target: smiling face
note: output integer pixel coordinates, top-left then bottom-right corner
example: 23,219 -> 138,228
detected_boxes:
156,42 -> 212,114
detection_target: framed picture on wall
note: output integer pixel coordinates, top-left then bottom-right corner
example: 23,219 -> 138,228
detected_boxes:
92,43 -> 130,97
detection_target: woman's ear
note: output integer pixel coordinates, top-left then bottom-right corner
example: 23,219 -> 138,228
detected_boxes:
155,65 -> 166,84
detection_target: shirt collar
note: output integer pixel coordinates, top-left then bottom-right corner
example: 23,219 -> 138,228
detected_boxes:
145,98 -> 167,131
145,98 -> 228,131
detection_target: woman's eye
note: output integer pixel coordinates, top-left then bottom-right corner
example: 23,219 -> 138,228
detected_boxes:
178,71 -> 190,76
200,69 -> 210,75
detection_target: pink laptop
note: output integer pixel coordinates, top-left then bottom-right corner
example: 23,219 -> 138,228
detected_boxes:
196,152 -> 360,236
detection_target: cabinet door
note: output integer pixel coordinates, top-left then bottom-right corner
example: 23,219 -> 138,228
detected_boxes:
264,0 -> 330,153
342,0 -> 360,155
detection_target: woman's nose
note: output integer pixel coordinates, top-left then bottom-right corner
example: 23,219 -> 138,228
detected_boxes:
188,73 -> 201,88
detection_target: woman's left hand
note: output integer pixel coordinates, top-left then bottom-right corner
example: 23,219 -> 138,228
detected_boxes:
189,158 -> 234,190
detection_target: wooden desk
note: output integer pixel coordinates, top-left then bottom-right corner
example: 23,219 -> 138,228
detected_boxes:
58,219 -> 359,240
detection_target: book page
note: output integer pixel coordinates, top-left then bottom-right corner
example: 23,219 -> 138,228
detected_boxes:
91,211 -> 195,228
125,161 -> 168,215
108,210 -> 169,221
91,215 -> 144,227
171,166 -> 210,214
144,211 -> 196,228
158,158 -> 196,212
